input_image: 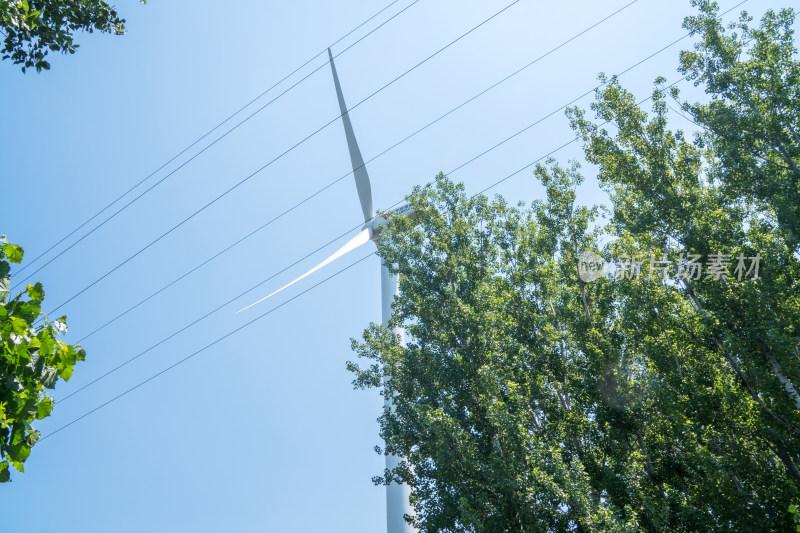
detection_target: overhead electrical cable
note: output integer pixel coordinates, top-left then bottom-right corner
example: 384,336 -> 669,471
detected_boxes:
64,1 -> 727,403
73,222 -> 364,345
446,34 -> 695,177
39,78 -> 682,440
39,251 -> 376,442
475,76 -> 690,195
42,0 -> 749,439
61,223 -> 363,402
11,0 -> 422,288
41,0 -> 522,315
72,0 -> 640,345
459,0 -> 750,189
57,66 -> 697,406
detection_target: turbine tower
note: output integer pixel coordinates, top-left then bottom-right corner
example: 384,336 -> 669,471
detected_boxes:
238,50 -> 416,533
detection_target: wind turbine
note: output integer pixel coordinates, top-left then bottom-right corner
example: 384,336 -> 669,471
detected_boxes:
237,49 -> 416,533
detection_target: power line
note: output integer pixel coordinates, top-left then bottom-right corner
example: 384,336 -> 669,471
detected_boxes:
40,251 -> 377,442
447,34 -> 695,177
11,0 -> 423,289
71,0 -> 640,346
41,0 -> 521,315
13,0 -> 407,279
459,0 -> 748,191
61,9 -> 707,403
14,0 -> 408,281
52,70 -> 693,416
61,223 -> 363,402
285,0 -> 748,219
38,67 -> 702,439
39,116 -> 613,438
39,76 -> 676,440
476,76 -> 690,195
52,0 -> 647,409
73,221 -> 360,345
36,0 -> 751,446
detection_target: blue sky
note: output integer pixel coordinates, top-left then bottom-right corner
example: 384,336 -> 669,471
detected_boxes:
0,0 -> 784,531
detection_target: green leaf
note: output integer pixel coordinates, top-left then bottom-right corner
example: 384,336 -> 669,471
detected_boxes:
21,397 -> 37,420
9,315 -> 28,334
36,397 -> 53,420
40,367 -> 57,389
0,461 -> 9,483
9,457 -> 23,473
59,363 -> 73,382
9,440 -> 32,464
25,282 -> 44,304
38,330 -> 54,358
0,243 -> 23,264
26,430 -> 39,448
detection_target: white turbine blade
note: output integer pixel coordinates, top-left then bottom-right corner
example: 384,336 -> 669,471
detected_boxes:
236,228 -> 371,314
328,48 -> 374,223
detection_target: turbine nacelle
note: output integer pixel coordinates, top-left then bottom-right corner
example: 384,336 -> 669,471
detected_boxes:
364,203 -> 416,242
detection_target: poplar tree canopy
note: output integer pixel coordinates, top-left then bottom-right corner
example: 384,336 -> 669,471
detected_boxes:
349,3 -> 800,531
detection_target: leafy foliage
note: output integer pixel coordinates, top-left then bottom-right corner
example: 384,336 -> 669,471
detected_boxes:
791,503 -> 800,532
349,3 -> 800,531
1,0 -> 132,72
0,236 -> 85,482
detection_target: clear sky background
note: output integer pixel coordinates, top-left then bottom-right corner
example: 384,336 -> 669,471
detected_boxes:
0,0 -> 785,531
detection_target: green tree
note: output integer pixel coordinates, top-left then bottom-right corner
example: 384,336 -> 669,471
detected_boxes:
0,236 -> 85,482
1,0 -> 131,72
351,171 -> 630,531
348,3 -> 800,531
